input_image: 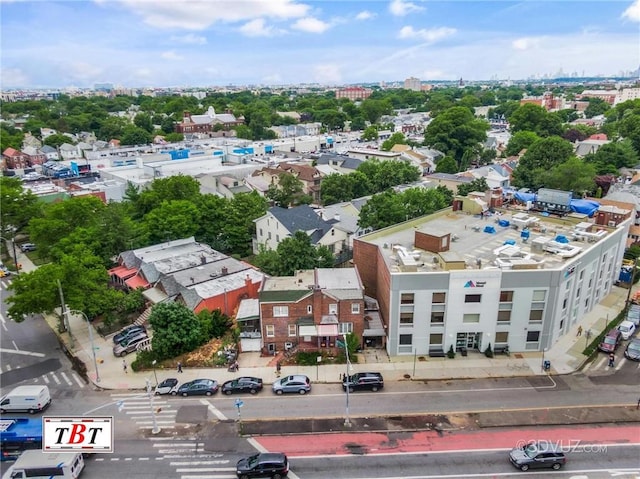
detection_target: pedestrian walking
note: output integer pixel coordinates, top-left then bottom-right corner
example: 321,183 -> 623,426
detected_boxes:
276,361 -> 281,377
608,352 -> 615,368
576,326 -> 583,336
122,360 -> 127,374
177,361 -> 183,373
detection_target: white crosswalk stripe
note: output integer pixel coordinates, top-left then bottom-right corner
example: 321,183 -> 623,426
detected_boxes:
1,364 -> 85,387
110,393 -> 177,430
148,438 -> 233,478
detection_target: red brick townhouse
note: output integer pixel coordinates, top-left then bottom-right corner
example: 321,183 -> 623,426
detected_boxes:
259,267 -> 365,355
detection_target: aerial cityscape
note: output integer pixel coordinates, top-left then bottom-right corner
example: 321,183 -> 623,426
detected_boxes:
1,1 -> 640,479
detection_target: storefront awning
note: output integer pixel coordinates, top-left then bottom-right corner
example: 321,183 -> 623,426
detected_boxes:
125,274 -> 150,290
318,324 -> 338,336
299,325 -> 318,336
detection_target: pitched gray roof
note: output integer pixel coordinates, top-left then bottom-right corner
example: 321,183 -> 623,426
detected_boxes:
269,205 -> 332,241
340,157 -> 363,170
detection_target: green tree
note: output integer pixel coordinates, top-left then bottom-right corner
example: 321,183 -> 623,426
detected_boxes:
133,113 -> 154,133
584,139 -> 639,173
358,190 -> 406,230
360,99 -> 392,124
43,134 -> 74,149
423,106 -> 489,164
504,131 -> 540,157
266,172 -> 307,207
512,136 -> 575,190
274,231 -> 334,276
251,245 -> 282,276
0,177 -> 42,237
508,103 -> 563,137
164,132 -> 184,142
121,126 -> 152,146
97,116 -> 129,141
222,192 -> 268,257
196,309 -> 232,342
0,124 -> 24,151
381,132 -> 407,151
143,200 -> 200,243
435,156 -> 458,174
149,302 -> 203,360
457,177 -> 489,197
361,125 -> 378,141
584,98 -> 611,119
539,157 -> 596,197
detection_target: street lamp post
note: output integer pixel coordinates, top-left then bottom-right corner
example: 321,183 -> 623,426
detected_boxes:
145,379 -> 160,434
152,360 -> 158,386
342,333 -> 351,427
70,310 -> 100,383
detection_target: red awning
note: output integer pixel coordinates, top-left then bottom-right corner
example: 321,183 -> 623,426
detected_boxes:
125,274 -> 150,290
109,265 -> 137,279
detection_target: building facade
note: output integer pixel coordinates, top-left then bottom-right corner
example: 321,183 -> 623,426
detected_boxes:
353,207 -> 630,357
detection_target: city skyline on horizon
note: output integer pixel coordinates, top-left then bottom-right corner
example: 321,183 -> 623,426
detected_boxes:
1,0 -> 639,90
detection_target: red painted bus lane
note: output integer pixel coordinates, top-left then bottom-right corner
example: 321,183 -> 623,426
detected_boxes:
254,424 -> 640,457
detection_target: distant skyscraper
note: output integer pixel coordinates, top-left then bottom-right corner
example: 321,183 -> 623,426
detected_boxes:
403,77 -> 421,91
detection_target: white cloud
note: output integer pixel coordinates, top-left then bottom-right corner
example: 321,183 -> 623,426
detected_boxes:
170,33 -> 207,45
161,50 -> 183,60
622,0 -> 640,21
512,37 -> 543,50
389,0 -> 425,17
110,0 -> 311,30
239,18 -> 285,37
292,16 -> 330,33
398,26 -> 456,42
356,10 -> 376,21
312,64 -> 342,84
0,67 -> 30,88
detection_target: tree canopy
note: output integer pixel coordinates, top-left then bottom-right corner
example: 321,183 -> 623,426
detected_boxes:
149,302 -> 203,360
252,231 -> 334,276
511,136 -> 575,190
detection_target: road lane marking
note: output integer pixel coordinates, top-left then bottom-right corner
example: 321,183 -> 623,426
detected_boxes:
170,461 -> 229,466
175,468 -> 235,472
153,443 -> 202,448
50,372 -> 61,385
42,376 -> 50,384
0,348 -> 46,357
72,372 -> 85,387
179,476 -> 236,479
60,371 -> 72,386
12,340 -> 18,350
200,398 -> 227,420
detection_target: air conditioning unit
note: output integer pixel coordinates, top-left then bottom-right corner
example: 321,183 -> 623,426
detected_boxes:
608,221 -> 616,227
285,342 -> 293,350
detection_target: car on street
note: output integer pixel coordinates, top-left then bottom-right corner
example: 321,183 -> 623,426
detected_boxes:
597,329 -> 622,353
112,331 -> 148,357
236,452 -> 289,479
272,375 -> 311,395
221,377 -> 263,395
0,263 -> 11,277
155,378 -> 179,395
175,379 -> 219,396
113,325 -> 147,344
627,304 -> 640,326
617,320 -> 637,340
624,338 -> 640,361
509,441 -> 567,471
20,243 -> 37,252
342,372 -> 384,392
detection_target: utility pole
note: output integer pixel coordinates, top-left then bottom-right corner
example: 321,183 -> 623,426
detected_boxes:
57,279 -> 73,348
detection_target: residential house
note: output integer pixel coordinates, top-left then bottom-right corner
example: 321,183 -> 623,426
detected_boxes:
59,143 -> 82,160
423,172 -> 474,195
22,133 -> 42,150
316,153 -> 363,174
108,237 -> 264,319
40,145 -> 60,161
253,205 -> 350,258
346,148 -> 401,162
236,298 -> 262,352
176,107 -> 244,135
250,162 -> 323,204
316,197 -> 373,249
2,147 -> 30,169
259,268 -> 365,355
575,138 -> 610,157
467,165 -> 511,190
40,128 -> 57,140
215,175 -> 252,199
22,146 -> 46,166
335,87 -> 372,101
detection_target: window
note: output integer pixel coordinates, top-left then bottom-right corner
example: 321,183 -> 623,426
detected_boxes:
526,331 -> 540,342
266,325 -> 275,337
529,310 -> 543,322
431,311 -> 445,324
429,333 -> 443,345
532,290 -> 546,301
276,235 -> 280,242
259,228 -> 263,236
399,334 -> 412,345
465,294 -> 481,303
432,292 -> 446,303
401,293 -> 414,304
307,305 -> 312,314
579,270 -> 584,280
495,332 -> 509,343
400,312 -> 414,325
351,303 -> 360,314
562,298 -> 568,310
339,322 -> 353,334
497,310 -> 511,322
288,324 -> 297,337
463,313 -> 480,323
500,291 -> 514,302
268,232 -> 272,240
273,306 -> 289,317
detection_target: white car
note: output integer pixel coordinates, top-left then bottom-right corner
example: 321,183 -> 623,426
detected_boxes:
617,320 -> 637,340
154,378 -> 179,395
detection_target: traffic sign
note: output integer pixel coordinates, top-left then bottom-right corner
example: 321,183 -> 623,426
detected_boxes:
234,399 -> 244,408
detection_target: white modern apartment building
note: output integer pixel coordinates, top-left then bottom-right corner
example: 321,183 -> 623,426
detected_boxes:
353,207 -> 631,357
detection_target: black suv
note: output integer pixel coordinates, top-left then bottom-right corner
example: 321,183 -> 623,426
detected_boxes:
509,441 -> 566,471
342,372 -> 384,392
236,452 -> 289,478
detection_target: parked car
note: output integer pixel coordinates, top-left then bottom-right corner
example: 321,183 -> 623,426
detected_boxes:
0,263 -> 11,277
20,243 -> 36,252
617,320 -> 637,340
627,304 -> 640,326
272,375 -> 311,395
342,372 -> 384,392
155,378 -> 179,395
113,325 -> 147,345
236,452 -> 289,479
598,329 -> 622,353
509,441 -> 567,471
624,338 -> 640,361
221,377 -> 263,395
175,379 -> 219,397
112,331 -> 148,357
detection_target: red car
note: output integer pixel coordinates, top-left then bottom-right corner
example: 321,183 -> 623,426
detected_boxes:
598,329 -> 622,353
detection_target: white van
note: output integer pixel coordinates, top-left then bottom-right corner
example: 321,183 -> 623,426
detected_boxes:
2,451 -> 84,479
0,385 -> 51,414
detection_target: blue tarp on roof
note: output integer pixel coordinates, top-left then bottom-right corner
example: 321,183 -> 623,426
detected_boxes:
555,235 -> 569,243
570,199 -> 600,217
484,226 -> 496,234
514,192 -> 536,203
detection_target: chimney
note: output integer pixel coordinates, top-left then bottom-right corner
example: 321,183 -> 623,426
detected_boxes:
221,267 -> 228,275
334,213 -> 340,221
200,254 -> 206,265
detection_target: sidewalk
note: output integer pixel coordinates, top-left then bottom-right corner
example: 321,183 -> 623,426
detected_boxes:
9,245 -> 640,391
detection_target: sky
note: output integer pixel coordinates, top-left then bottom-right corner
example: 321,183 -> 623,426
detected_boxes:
1,0 -> 639,89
